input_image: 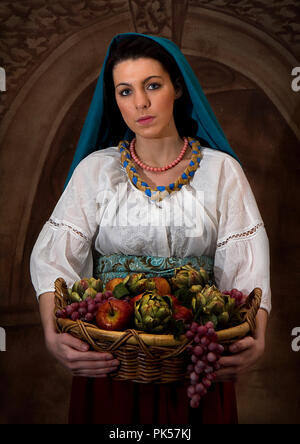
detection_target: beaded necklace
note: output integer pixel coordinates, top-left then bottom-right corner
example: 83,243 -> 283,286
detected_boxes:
119,137 -> 202,202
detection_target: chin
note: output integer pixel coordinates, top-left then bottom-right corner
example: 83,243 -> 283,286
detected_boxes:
134,126 -> 172,140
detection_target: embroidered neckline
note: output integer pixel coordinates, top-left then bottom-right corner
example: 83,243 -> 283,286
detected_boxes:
118,137 -> 202,202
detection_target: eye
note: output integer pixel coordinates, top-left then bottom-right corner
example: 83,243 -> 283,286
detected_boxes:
147,82 -> 161,90
119,88 -> 132,97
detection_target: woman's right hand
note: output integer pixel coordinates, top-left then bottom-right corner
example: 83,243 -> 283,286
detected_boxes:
45,332 -> 120,378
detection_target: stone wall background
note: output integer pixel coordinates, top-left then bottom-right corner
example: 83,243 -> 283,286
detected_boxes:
0,0 -> 299,424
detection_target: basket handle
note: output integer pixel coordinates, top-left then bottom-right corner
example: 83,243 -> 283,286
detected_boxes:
244,287 -> 262,333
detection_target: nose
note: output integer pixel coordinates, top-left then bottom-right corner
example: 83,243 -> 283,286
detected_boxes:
134,89 -> 150,109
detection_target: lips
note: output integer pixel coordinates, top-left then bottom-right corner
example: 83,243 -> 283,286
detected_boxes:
137,116 -> 155,124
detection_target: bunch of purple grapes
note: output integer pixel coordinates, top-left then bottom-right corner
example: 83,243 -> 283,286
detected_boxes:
56,291 -> 113,323
185,321 -> 224,408
222,288 -> 247,306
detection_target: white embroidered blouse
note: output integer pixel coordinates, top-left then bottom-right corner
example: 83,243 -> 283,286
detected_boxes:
30,146 -> 271,313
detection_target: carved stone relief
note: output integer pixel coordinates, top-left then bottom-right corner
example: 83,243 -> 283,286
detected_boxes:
0,0 -> 129,122
129,0 -> 172,36
189,0 -> 300,59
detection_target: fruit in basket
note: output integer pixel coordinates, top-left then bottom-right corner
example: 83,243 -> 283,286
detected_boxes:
151,277 -> 171,296
82,287 -> 97,300
95,298 -> 134,331
72,278 -> 89,295
56,290 -> 114,323
170,295 -> 180,306
105,278 -> 124,292
134,291 -> 173,333
170,264 -> 209,291
191,284 -> 247,329
189,284 -> 203,294
123,273 -> 152,294
69,290 -> 82,302
185,321 -> 224,408
88,277 -> 103,292
70,277 -> 103,301
129,293 -> 144,307
172,304 -> 193,323
223,288 -> 247,306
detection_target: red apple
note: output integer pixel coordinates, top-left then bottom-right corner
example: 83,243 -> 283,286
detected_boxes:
172,304 -> 193,323
95,298 -> 134,331
169,295 -> 180,306
129,293 -> 144,308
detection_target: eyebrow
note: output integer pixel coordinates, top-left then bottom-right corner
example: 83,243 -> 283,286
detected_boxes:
115,75 -> 163,89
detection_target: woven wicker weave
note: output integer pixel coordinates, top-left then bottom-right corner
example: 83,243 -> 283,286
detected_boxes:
54,277 -> 261,383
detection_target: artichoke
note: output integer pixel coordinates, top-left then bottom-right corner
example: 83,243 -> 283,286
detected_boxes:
189,284 -> 203,293
134,291 -> 173,333
191,285 -> 238,329
170,265 -> 209,290
123,273 -> 153,295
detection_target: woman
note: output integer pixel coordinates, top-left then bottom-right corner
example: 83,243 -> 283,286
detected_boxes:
30,33 -> 271,424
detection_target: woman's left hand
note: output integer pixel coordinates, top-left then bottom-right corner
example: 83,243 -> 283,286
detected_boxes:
215,308 -> 268,382
215,335 -> 264,382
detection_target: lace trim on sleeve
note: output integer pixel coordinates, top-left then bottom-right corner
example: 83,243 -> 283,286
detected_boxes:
216,222 -> 264,249
48,218 -> 90,242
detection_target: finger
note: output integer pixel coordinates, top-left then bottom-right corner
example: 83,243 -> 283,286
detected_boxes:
60,333 -> 90,352
218,355 -> 240,368
65,350 -> 118,364
69,358 -> 120,371
229,336 -> 254,354
215,363 -> 239,380
72,363 -> 119,377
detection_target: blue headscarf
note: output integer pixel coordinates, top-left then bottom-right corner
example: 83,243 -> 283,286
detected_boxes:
65,32 -> 239,187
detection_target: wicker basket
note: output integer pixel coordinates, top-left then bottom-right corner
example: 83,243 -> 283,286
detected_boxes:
54,277 -> 261,384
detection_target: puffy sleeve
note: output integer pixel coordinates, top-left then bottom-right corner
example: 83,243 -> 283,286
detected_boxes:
30,156 -> 99,300
213,156 -> 271,314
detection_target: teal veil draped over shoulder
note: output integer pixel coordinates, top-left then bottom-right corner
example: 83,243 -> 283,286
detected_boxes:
64,32 -> 239,187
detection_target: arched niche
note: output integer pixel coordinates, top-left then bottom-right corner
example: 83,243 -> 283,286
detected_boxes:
182,6 -> 300,141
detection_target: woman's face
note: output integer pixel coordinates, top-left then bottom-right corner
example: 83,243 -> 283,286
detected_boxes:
113,57 -> 181,139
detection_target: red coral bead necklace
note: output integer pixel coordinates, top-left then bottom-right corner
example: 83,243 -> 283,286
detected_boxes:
129,137 -> 189,172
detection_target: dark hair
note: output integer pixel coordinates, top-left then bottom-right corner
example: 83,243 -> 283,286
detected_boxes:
99,36 -> 200,146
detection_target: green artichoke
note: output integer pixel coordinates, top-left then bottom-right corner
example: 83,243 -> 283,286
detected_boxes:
189,284 -> 203,293
134,291 -> 173,333
170,264 -> 209,290
191,285 -> 239,329
123,273 -> 153,295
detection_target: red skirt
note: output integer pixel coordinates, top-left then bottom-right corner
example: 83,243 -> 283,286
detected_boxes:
68,377 -> 238,424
